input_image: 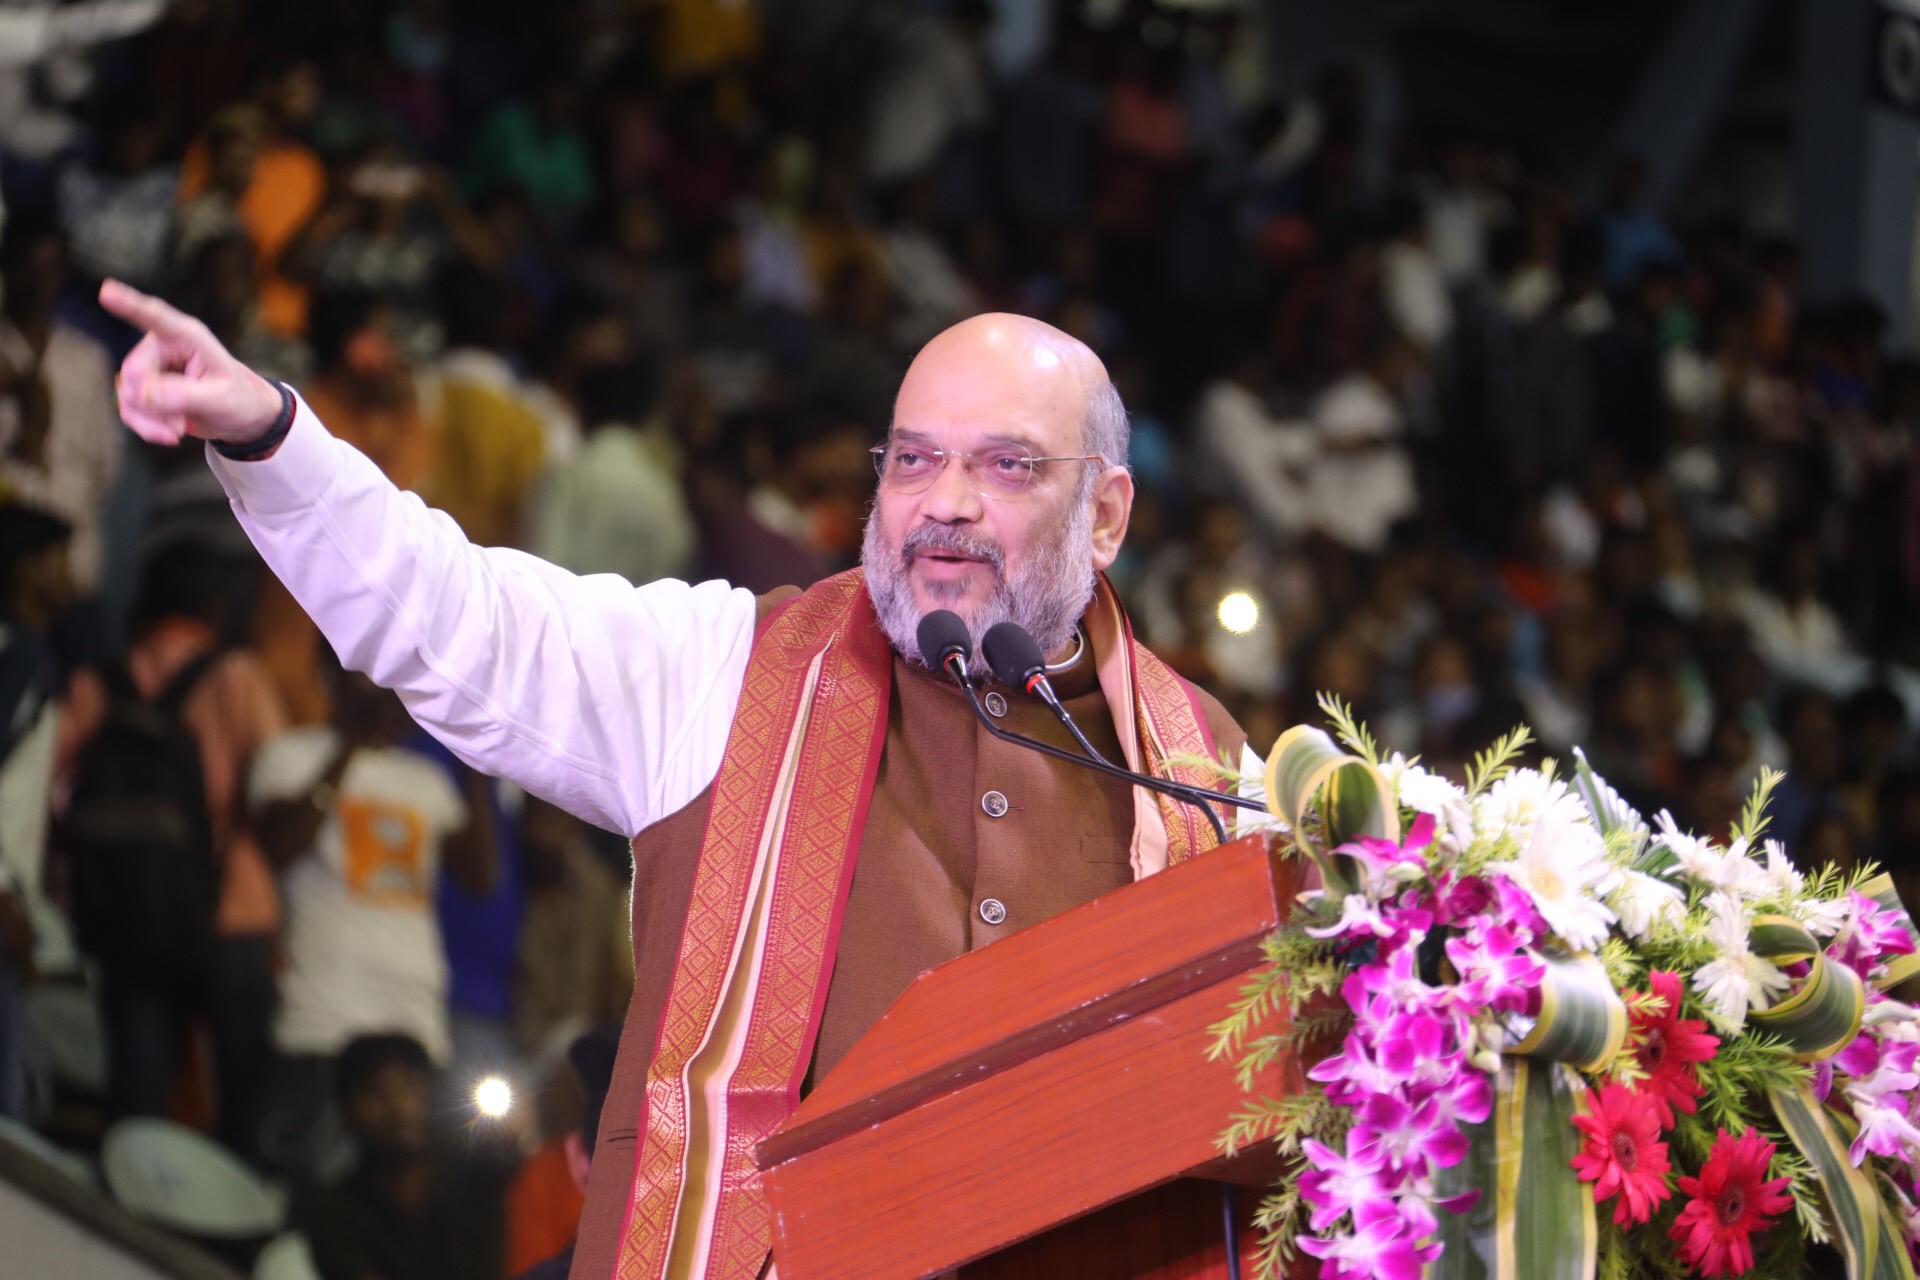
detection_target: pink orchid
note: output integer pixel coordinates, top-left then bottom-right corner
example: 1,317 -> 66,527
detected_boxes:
1308,893 -> 1408,942
1425,872 -> 1492,925
1840,1040 -> 1920,1164
1392,1180 -> 1482,1239
1354,1092 -> 1471,1174
1446,921 -> 1547,1012
1334,813 -> 1438,891
1846,1090 -> 1920,1166
1829,892 -> 1919,983
1309,1034 -> 1403,1105
1425,1067 -> 1495,1131
1374,1008 -> 1452,1081
1288,799 -> 1554,1277
1350,945 -> 1434,1012
1488,875 -> 1550,940
1298,1200 -> 1444,1280
1300,1132 -> 1395,1232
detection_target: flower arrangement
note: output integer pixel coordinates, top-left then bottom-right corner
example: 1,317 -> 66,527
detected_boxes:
1210,697 -> 1920,1280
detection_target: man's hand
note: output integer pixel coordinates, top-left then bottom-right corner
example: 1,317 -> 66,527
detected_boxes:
99,279 -> 285,447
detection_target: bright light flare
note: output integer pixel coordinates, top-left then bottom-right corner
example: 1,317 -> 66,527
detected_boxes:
474,1076 -> 513,1118
1217,591 -> 1260,635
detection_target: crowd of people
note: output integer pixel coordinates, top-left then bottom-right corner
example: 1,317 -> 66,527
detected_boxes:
1,0 -> 1918,1277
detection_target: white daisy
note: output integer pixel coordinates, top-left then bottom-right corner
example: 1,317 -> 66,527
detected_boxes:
1758,838 -> 1804,899
1692,892 -> 1789,1033
1475,769 -> 1592,852
1570,748 -> 1646,839
1762,839 -> 1851,935
1608,870 -> 1686,943
1486,786 -> 1617,951
1384,753 -> 1474,853
1653,810 -> 1766,899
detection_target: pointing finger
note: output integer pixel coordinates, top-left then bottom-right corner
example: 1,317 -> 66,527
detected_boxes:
99,279 -> 205,345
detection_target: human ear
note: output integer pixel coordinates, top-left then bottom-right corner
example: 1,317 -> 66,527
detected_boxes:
1087,467 -> 1133,571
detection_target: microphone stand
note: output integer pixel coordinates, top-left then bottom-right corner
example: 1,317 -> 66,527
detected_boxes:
1021,677 -> 1118,769
940,654 -> 1233,847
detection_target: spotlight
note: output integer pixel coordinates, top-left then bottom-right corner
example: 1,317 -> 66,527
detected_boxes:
1217,591 -> 1259,635
474,1076 -> 513,1119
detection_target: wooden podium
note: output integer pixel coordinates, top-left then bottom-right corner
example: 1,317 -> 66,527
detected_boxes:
756,834 -> 1308,1279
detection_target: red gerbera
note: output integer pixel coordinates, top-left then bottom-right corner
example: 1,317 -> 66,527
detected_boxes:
1669,1128 -> 1793,1278
1632,970 -> 1721,1128
1571,1083 -> 1673,1226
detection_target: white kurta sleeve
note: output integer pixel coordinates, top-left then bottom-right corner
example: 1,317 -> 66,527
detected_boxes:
208,393 -> 757,837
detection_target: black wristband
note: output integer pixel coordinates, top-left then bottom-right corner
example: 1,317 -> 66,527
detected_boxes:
211,381 -> 297,462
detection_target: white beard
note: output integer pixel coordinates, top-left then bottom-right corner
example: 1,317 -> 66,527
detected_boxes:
862,497 -> 1097,670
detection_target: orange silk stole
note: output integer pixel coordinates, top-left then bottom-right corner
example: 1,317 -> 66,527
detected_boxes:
611,569 -> 1225,1280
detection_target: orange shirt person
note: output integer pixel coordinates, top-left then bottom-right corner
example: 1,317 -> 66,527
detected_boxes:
178,107 -> 325,337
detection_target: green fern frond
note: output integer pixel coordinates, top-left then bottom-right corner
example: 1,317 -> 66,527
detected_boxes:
1315,693 -> 1381,765
1730,767 -> 1784,845
1217,1090 -> 1348,1160
1463,724 -> 1534,797
1599,936 -> 1646,991
1769,1141 -> 1829,1245
1207,964 -> 1291,1061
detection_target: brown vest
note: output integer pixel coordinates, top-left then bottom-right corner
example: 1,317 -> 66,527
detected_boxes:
570,595 -> 1246,1280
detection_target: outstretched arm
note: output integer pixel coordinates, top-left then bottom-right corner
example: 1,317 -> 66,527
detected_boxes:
102,281 -> 755,836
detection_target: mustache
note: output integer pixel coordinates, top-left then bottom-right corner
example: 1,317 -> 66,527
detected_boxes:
899,522 -> 1005,573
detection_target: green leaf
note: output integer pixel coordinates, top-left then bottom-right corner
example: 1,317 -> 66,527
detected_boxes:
1262,725 -> 1400,896
1427,1061 -> 1595,1280
1731,767 -> 1784,846
1771,1086 -> 1889,1280
1315,692 -> 1381,765
1464,724 -> 1534,799
1571,747 -> 1648,863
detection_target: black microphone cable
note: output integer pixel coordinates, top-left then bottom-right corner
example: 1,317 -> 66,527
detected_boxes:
980,621 -> 1116,768
915,611 -> 1232,846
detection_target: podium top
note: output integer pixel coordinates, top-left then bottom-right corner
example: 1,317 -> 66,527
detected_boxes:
757,833 -> 1301,1170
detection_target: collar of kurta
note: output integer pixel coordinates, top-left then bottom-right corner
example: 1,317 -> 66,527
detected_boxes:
610,567 -> 1224,1280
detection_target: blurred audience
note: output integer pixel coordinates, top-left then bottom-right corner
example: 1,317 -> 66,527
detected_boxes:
0,2 -> 1914,1275
508,1027 -> 618,1280
251,661 -> 493,1070
300,1032 -> 513,1280
65,544 -> 285,1164
1,218 -> 121,596
512,799 -> 632,1063
0,505 -> 73,1121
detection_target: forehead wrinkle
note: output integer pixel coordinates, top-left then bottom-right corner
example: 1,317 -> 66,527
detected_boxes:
888,423 -> 1044,453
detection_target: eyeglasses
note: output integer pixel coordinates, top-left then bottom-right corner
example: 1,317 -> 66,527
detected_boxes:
870,442 -> 1108,499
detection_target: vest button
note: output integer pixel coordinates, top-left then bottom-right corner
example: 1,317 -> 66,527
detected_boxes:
984,691 -> 1008,717
981,790 -> 1009,818
979,898 -> 1007,926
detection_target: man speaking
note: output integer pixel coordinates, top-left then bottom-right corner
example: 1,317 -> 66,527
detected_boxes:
101,279 -> 1256,1279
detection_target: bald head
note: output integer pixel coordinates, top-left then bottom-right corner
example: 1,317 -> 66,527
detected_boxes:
865,312 -> 1136,666
895,314 -> 1126,473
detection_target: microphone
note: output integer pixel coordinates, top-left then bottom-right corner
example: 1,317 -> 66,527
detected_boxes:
916,609 -> 973,675
982,618 -> 1269,833
916,611 -> 1239,845
981,621 -> 1112,767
